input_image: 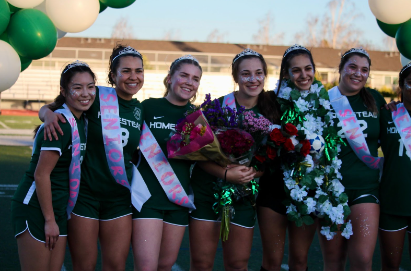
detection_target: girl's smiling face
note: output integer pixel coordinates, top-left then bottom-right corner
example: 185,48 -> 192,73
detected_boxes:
285,54 -> 315,91
237,57 -> 266,98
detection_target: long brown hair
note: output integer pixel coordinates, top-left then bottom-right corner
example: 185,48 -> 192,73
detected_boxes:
231,54 -> 281,124
339,50 -> 377,114
399,65 -> 411,102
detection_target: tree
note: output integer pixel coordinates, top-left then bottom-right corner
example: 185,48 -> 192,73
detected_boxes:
206,29 -> 227,43
111,17 -> 135,40
252,12 -> 284,45
163,29 -> 181,41
295,0 -> 363,49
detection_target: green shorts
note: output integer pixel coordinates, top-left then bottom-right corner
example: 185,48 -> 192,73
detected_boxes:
190,201 -> 256,228
345,187 -> 379,207
72,190 -> 132,221
379,212 -> 411,232
11,200 -> 67,243
132,206 -> 189,226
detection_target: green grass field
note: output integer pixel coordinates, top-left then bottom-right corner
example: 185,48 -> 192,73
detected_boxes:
0,145 -> 410,270
0,116 -> 42,130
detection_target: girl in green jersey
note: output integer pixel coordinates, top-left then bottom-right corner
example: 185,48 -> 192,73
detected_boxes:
39,45 -> 144,271
132,55 -> 202,271
379,64 -> 411,270
12,62 -> 96,271
259,45 -> 319,271
189,49 -> 280,271
320,49 -> 386,271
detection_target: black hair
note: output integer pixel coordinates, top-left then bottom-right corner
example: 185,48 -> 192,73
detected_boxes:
108,44 -> 143,86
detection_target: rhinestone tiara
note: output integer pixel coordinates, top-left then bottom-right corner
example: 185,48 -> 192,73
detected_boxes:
232,48 -> 261,64
170,55 -> 200,68
342,48 -> 370,59
401,61 -> 411,75
112,46 -> 142,62
283,44 -> 310,58
63,60 -> 89,74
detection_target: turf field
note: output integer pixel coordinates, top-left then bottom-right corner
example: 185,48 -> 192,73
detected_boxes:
0,116 -> 42,130
0,145 -> 410,270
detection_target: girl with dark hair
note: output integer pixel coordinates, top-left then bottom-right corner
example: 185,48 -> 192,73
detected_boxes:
189,48 -> 280,271
378,63 -> 411,270
322,48 -> 386,271
38,45 -> 144,271
261,44 -> 322,271
11,61 -> 96,271
131,55 -> 202,271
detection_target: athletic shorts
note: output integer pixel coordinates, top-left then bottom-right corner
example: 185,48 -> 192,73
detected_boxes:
345,187 -> 379,207
379,212 -> 411,232
72,190 -> 132,221
11,201 -> 67,243
132,206 -> 189,227
190,201 -> 256,228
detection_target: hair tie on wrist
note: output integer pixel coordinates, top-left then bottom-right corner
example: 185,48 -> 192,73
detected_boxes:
224,169 -> 228,181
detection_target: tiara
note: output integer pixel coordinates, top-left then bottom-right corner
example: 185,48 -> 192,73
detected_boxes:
170,55 -> 200,68
63,60 -> 89,73
283,44 -> 309,57
232,48 -> 261,64
342,48 -> 370,59
401,62 -> 411,74
112,46 -> 142,62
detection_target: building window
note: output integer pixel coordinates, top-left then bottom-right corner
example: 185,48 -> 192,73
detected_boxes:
320,72 -> 328,82
393,77 -> 399,85
385,76 -> 391,85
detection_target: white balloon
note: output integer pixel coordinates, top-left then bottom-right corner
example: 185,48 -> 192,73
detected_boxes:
46,0 -> 99,33
7,0 -> 44,8
401,54 -> 411,67
34,2 -> 67,39
369,0 -> 411,24
0,41 -> 21,92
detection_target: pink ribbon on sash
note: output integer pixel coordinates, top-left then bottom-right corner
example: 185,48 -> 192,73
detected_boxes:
139,122 -> 195,210
392,103 -> 411,157
328,86 -> 383,170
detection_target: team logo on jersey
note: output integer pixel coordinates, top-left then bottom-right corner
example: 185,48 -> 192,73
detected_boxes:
133,107 -> 141,121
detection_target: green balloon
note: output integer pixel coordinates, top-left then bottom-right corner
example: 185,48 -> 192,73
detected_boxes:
0,0 -> 10,35
0,31 -> 8,42
19,55 -> 32,72
396,19 -> 411,60
99,1 -> 108,13
377,19 -> 402,38
8,9 -> 57,60
8,3 -> 21,14
99,0 -> 136,9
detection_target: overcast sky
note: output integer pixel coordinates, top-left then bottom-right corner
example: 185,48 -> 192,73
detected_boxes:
67,0 -> 388,50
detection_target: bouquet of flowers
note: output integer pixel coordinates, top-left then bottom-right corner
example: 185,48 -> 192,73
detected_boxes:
276,79 -> 353,240
167,109 -> 224,162
185,94 -> 261,241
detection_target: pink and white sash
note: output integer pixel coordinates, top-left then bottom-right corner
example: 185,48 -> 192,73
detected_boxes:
32,104 -> 83,219
138,122 -> 196,210
392,103 -> 411,157
223,92 -> 236,110
99,86 -> 151,211
328,86 -> 383,170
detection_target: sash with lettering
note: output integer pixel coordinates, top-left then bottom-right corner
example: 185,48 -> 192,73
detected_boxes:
99,86 -> 151,211
139,121 -> 196,210
392,103 -> 411,157
222,92 -> 236,110
32,104 -> 83,219
328,86 -> 383,170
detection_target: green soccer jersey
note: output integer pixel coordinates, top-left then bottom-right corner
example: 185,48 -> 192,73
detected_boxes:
332,88 -> 386,189
80,87 -> 143,200
380,107 -> 411,216
138,98 -> 193,210
191,95 -> 260,207
13,113 -> 87,216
